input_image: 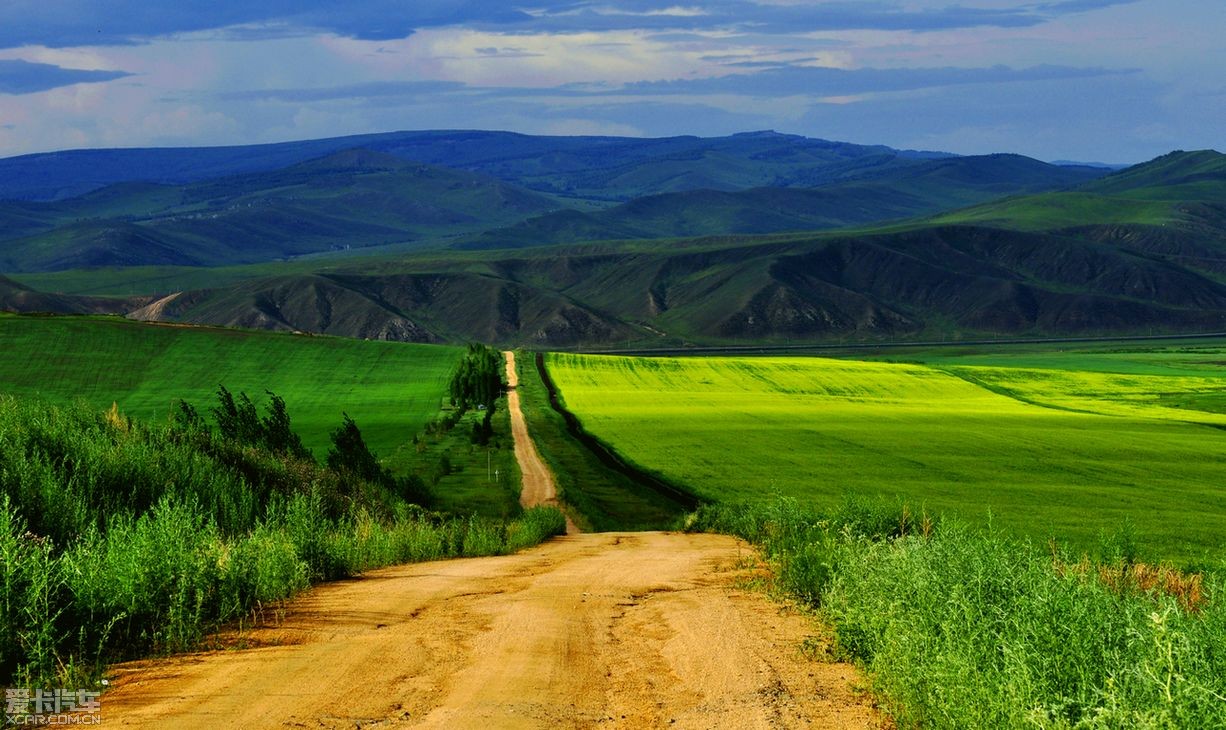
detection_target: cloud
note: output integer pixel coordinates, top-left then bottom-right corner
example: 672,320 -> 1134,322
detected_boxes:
0,59 -> 131,94
615,63 -> 1138,97
0,1 -> 1135,49
219,80 -> 466,103
205,61 -> 1139,110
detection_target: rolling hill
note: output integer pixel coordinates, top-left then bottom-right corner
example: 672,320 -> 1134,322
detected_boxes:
0,149 -> 561,272
0,274 -> 143,315
931,150 -> 1226,276
2,140 -> 1223,347
461,154 -> 1106,249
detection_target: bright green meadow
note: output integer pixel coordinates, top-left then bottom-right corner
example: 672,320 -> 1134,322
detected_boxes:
546,351 -> 1226,563
0,314 -> 459,457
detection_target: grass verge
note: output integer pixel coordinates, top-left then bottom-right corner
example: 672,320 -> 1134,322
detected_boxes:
0,394 -> 566,709
689,499 -> 1226,729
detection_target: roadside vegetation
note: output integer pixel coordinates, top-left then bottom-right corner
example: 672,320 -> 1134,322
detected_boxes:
0,388 -> 565,694
546,351 -> 1226,563
689,499 -> 1226,729
386,344 -> 522,518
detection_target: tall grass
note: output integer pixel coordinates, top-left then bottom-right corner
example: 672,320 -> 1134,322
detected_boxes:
0,395 -> 566,693
689,499 -> 1226,729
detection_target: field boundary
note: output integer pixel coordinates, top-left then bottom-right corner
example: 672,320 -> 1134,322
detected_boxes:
533,352 -> 703,510
569,330 -> 1226,356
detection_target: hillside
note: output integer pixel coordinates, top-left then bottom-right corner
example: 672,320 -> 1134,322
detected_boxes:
0,313 -> 459,455
461,154 -> 1105,249
3,145 -> 1224,346
0,274 -> 141,314
40,216 -> 1222,346
0,150 -> 561,272
930,150 -> 1226,277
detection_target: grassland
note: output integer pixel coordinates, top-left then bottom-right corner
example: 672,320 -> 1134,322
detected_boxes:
547,351 -> 1226,563
0,314 -> 458,457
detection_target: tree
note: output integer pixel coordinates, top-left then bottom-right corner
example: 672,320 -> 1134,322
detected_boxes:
448,344 -> 504,411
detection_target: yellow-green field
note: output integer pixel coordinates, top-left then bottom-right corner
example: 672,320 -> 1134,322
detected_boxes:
546,352 -> 1226,563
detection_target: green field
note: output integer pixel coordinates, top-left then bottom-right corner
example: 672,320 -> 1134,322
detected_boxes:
0,314 -> 459,457
547,351 -> 1226,563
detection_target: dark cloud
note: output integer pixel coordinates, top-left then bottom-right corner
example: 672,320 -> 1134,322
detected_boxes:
0,1 -> 536,47
0,59 -> 131,94
0,1 -> 1131,49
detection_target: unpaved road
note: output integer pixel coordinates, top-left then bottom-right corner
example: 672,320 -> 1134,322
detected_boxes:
104,532 -> 879,728
101,351 -> 879,728
505,350 -> 578,534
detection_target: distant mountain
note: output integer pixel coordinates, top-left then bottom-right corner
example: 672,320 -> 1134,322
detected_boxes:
0,130 -> 951,202
0,150 -> 560,272
462,154 -> 1107,249
1050,160 -> 1128,170
930,150 -> 1226,277
111,148 -> 1226,345
5,145 -> 1226,347
126,272 -> 641,346
1079,149 -> 1226,197
89,216 -> 1226,346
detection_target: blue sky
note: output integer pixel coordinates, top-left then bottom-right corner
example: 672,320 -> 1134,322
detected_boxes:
0,1 -> 1220,163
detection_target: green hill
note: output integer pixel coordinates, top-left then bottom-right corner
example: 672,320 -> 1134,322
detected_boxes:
0,313 -> 459,456
461,154 -> 1106,249
5,147 -> 1225,347
0,150 -> 561,272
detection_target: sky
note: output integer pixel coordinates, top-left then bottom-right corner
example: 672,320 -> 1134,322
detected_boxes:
0,1 -> 1221,163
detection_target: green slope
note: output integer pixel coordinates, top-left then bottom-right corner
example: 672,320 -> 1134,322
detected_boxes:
461,153 -> 1106,249
0,149 -> 562,273
0,314 -> 460,457
934,150 -> 1226,229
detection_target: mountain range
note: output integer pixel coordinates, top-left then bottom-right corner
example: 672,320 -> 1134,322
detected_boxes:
1,130 -> 1223,347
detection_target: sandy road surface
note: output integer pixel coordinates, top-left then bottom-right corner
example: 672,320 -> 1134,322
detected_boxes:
102,351 -> 878,728
104,532 -> 879,729
504,350 -> 579,534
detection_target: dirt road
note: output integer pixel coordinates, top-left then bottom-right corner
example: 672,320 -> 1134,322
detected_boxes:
505,350 -> 578,534
103,532 -> 879,728
101,351 -> 878,728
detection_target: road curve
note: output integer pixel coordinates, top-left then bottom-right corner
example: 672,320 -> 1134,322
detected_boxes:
102,532 -> 879,729
504,350 -> 578,534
